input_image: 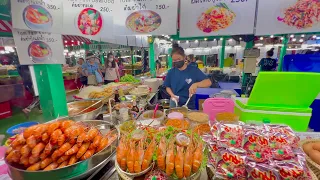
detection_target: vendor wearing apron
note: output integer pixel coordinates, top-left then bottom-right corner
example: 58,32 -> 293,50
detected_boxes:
164,44 -> 212,109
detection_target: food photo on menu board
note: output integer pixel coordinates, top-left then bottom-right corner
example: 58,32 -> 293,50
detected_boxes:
11,0 -> 63,33
113,0 -> 178,35
180,0 -> 257,37
126,10 -> 162,33
62,0 -> 114,40
256,0 -> 320,35
12,29 -> 65,65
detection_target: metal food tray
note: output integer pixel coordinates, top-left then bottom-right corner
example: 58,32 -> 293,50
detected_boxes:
6,120 -> 119,180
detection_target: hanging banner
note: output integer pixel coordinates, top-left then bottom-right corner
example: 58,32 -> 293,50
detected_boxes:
180,0 -> 257,37
11,0 -> 63,33
256,0 -> 320,35
62,0 -> 114,41
12,29 -> 65,65
113,0 -> 178,36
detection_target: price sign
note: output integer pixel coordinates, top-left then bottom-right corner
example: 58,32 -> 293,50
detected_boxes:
11,0 -> 63,33
12,29 -> 65,65
180,0 -> 257,37
62,0 -> 114,41
113,0 -> 178,36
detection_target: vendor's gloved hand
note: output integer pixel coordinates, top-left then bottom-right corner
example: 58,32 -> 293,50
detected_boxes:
189,83 -> 198,95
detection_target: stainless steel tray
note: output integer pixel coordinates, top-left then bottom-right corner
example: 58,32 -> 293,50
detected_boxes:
6,120 -> 118,180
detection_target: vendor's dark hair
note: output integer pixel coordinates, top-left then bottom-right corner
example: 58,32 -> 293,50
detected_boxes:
171,44 -> 185,57
267,48 -> 274,57
106,53 -> 116,68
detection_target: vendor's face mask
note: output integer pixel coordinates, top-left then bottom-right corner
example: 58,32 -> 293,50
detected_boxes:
108,58 -> 113,62
173,60 -> 185,69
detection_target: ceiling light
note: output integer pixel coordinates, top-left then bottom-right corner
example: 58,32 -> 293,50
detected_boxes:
195,40 -> 199,43
220,38 -> 223,40
290,34 -> 294,38
260,37 -> 264,40
178,41 -> 180,43
186,40 -> 189,43
313,35 -> 317,38
170,39 -> 173,41
64,41 -> 67,43
299,39 -> 304,42
239,37 -> 242,40
301,34 -> 305,37
228,39 -> 232,42
204,38 -> 207,41
292,38 -> 296,42
255,43 -> 263,47
270,35 -> 274,38
280,37 -> 284,40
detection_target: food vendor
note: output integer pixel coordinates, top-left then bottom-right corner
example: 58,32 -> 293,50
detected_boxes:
164,44 -> 212,109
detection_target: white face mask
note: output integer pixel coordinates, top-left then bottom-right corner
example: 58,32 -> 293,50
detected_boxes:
108,58 -> 113,62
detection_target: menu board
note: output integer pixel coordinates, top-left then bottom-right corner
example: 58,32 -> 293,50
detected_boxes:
256,0 -> 320,35
180,0 -> 257,37
12,29 -> 65,65
62,0 -> 114,40
11,0 -> 63,33
113,0 -> 178,36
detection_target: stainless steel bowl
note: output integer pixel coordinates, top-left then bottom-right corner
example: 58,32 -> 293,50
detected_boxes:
158,99 -> 170,109
67,100 -> 103,121
6,120 -> 118,180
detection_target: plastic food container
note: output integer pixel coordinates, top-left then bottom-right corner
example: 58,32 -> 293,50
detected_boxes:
6,122 -> 39,136
168,112 -> 184,120
187,111 -> 209,128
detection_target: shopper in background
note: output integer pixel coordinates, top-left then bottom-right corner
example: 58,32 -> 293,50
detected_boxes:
117,59 -> 125,77
164,44 -> 212,109
74,58 -> 87,86
224,54 -> 234,67
156,59 -> 161,74
259,48 -> 277,71
82,53 -> 104,85
104,53 -> 120,84
188,54 -> 198,68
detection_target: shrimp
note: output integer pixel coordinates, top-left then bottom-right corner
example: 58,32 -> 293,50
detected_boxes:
184,137 -> 194,178
57,134 -> 66,146
192,140 -> 203,173
96,137 -> 108,152
26,135 -> 37,148
58,142 -> 72,156
166,139 -> 175,176
61,120 -> 74,132
92,135 -> 102,148
23,125 -> 37,139
116,137 -> 128,171
40,151 -> 49,160
34,124 -> 48,139
76,142 -> 90,159
47,121 -> 61,135
29,155 -> 40,165
15,134 -> 26,145
32,142 -> 45,156
157,136 -> 167,171
68,125 -> 85,140
20,156 -> 29,167
65,144 -> 79,156
68,155 -> 78,165
51,150 -> 61,161
44,142 -> 53,155
175,146 -> 184,179
44,162 -> 58,171
50,129 -> 62,144
42,133 -> 49,144
141,138 -> 156,171
27,162 -> 41,171
80,149 -> 95,160
86,128 -> 99,142
77,132 -> 87,147
134,140 -> 145,173
126,140 -> 135,173
58,161 -> 68,168
57,155 -> 70,164
6,150 -> 20,163
40,157 -> 53,169
20,144 -> 31,158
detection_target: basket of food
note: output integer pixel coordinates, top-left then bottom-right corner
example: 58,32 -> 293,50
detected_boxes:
300,139 -> 320,178
5,120 -> 118,180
